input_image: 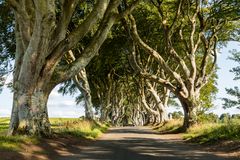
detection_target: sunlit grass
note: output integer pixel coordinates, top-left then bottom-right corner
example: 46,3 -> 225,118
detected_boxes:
184,119 -> 240,144
153,119 -> 183,133
155,118 -> 240,144
0,117 -> 109,151
50,118 -> 79,128
0,118 -> 38,151
0,135 -> 38,151
0,117 -> 10,135
54,119 -> 108,139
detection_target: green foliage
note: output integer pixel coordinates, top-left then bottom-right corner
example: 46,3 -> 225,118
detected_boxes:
171,111 -> 184,119
199,73 -> 218,111
223,87 -> 240,109
232,114 -> 240,119
219,113 -> 231,123
197,113 -> 219,123
209,0 -> 240,42
133,1 -> 222,112
0,0 -> 15,93
229,50 -> 240,80
222,50 -> 240,109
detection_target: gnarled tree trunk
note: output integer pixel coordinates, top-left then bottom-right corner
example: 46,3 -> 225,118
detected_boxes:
179,96 -> 199,131
7,0 -> 140,136
73,68 -> 94,120
9,85 -> 52,136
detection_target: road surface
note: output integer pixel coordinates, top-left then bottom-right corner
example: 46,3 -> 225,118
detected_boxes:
54,126 -> 234,160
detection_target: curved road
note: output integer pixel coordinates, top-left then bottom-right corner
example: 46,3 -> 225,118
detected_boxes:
57,126 -> 233,160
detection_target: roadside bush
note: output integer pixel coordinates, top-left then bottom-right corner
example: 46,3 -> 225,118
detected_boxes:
219,113 -> 231,123
197,113 -> 219,123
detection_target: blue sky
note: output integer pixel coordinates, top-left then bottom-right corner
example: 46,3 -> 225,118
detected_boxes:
0,42 -> 239,117
211,41 -> 240,115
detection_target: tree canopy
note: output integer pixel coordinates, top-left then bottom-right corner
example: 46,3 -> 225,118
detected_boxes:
0,0 -> 239,135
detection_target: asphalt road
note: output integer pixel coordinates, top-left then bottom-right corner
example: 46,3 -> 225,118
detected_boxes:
57,126 -> 233,160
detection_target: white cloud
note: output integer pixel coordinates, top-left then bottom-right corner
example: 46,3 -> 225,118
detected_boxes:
49,90 -> 60,97
62,100 -> 76,106
48,105 -> 85,118
0,108 -> 11,117
47,100 -> 78,108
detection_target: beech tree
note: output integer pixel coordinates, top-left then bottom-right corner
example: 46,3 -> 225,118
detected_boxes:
128,0 -> 240,130
129,50 -> 170,124
7,0 -> 139,136
85,31 -> 148,126
60,50 -> 94,119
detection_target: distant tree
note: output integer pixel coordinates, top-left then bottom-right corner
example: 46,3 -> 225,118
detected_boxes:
172,111 -> 184,119
197,113 -> 218,123
219,113 -> 231,122
222,50 -> 240,109
231,114 -> 240,119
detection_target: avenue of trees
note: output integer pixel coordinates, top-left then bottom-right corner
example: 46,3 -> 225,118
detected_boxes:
0,0 -> 239,136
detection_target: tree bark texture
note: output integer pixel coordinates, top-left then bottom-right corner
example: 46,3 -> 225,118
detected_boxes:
74,69 -> 94,120
179,96 -> 199,130
66,51 -> 94,120
9,89 -> 51,136
8,0 -> 139,135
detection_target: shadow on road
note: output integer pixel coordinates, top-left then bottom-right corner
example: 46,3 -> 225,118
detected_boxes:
2,127 -> 235,160
44,127 -> 232,160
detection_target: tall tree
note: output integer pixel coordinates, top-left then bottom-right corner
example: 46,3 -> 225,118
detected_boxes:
7,0 -> 139,136
62,50 -> 94,119
128,0 -> 240,130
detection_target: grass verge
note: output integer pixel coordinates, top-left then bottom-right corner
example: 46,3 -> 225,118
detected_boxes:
52,119 -> 109,139
155,118 -> 240,144
153,119 -> 183,133
0,118 -> 38,151
0,117 -> 109,151
184,119 -> 240,144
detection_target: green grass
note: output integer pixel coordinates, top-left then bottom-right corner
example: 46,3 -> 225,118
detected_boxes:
53,119 -> 109,139
0,118 -> 38,151
0,118 -> 10,134
0,117 -> 109,151
184,119 -> 240,144
155,118 -> 240,144
153,119 -> 183,133
0,135 -> 38,151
